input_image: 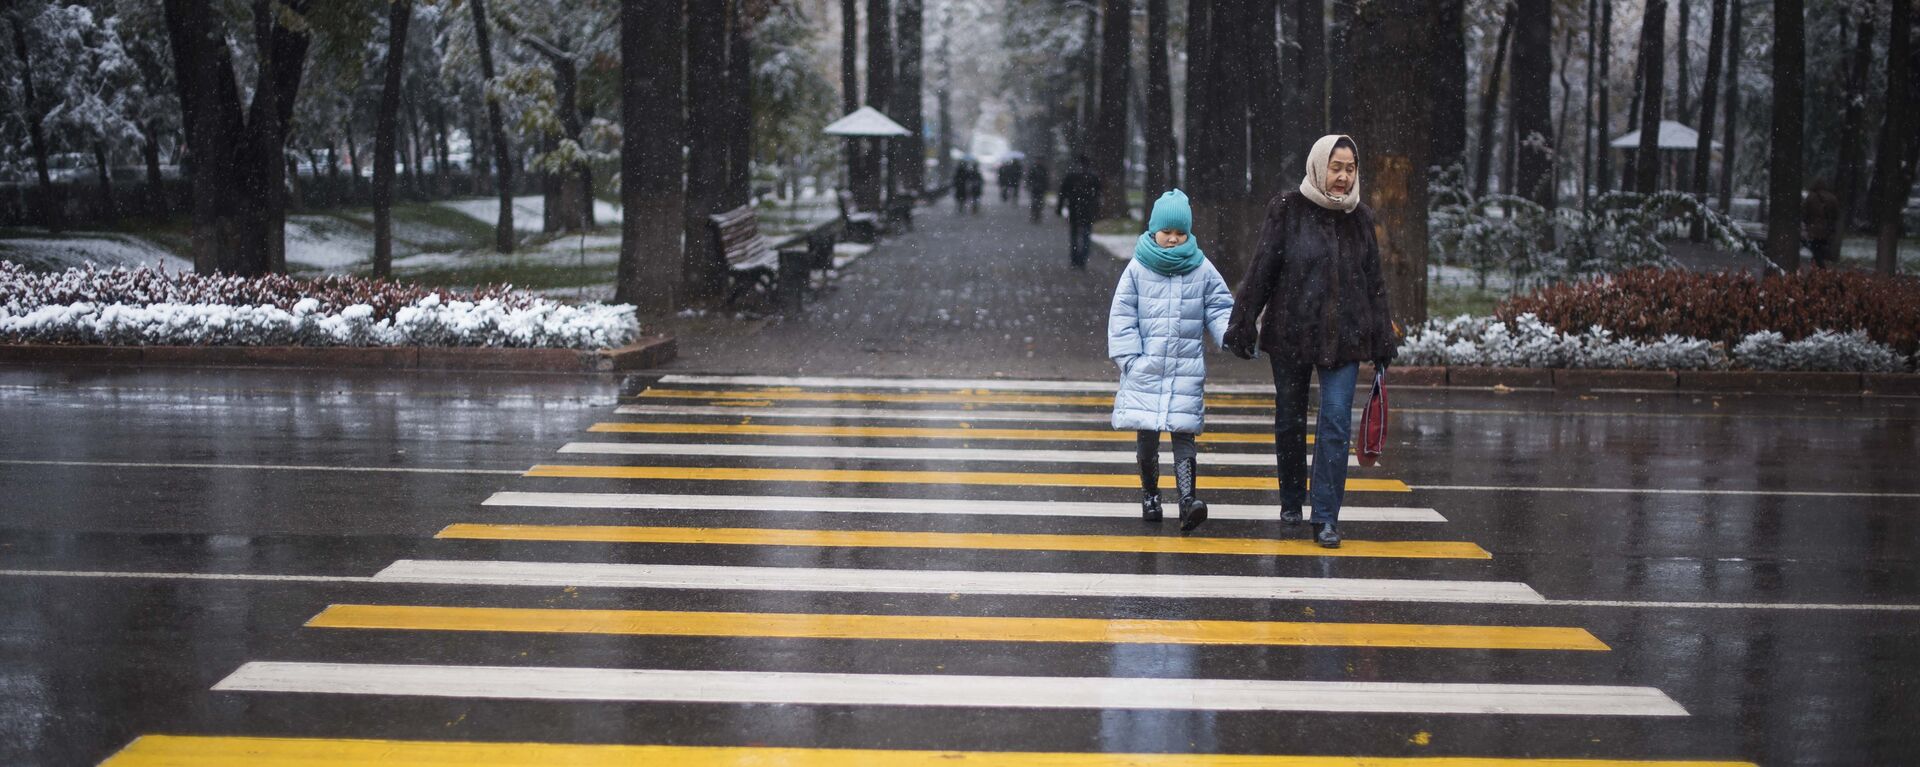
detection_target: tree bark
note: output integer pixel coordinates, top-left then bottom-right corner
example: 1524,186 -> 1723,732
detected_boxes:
618,0 -> 684,312
1247,0 -> 1286,205
682,0 -> 730,303
1430,0 -> 1468,170
372,0 -> 412,279
864,0 -> 894,207
1583,0 -> 1597,206
841,0 -> 862,198
1511,0 -> 1554,207
93,142 -> 115,223
1144,0 -> 1173,221
1094,0 -> 1132,218
1632,0 -> 1666,193
936,2 -> 952,181
7,13 -> 59,230
1473,3 -> 1515,198
1689,0 -> 1727,240
1675,0 -> 1692,121
1871,0 -> 1914,274
1351,0 -> 1433,324
1597,0 -> 1613,194
1763,0 -> 1803,271
1836,7 -> 1874,232
727,3 -> 754,206
1287,0 -> 1326,175
1185,0 -> 1212,201
144,124 -> 165,216
1327,0 -> 1354,129
162,0 -> 312,275
895,0 -> 926,195
1718,0 -> 1740,213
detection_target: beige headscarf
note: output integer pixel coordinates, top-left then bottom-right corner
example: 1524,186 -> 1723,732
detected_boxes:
1299,134 -> 1360,212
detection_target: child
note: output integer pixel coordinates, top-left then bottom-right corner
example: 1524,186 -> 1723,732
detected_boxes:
1108,189 -> 1235,532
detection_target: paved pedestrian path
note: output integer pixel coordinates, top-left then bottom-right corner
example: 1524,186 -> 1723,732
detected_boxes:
102,373 -> 1753,765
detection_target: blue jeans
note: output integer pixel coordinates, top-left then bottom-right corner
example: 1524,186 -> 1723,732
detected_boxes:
1270,359 -> 1358,525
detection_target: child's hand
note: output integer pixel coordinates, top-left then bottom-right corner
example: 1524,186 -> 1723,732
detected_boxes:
1224,325 -> 1257,360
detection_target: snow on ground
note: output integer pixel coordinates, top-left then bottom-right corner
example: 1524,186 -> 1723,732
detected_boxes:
284,215 -> 375,272
393,233 -> 623,273
0,234 -> 192,272
438,196 -> 622,233
1093,233 -> 1134,262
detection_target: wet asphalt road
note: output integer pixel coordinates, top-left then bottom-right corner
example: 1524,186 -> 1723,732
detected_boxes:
5,204 -> 1920,766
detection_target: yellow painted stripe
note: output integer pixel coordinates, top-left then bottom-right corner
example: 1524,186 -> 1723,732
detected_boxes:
589,421 -> 1292,444
309,603 -> 1602,650
637,386 -> 1276,409
524,464 -> 1409,492
105,735 -> 1755,767
436,523 -> 1487,559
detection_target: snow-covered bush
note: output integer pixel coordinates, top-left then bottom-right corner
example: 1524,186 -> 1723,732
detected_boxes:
1399,313 -> 1911,373
0,264 -> 640,349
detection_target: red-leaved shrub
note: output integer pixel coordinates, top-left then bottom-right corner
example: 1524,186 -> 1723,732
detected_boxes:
1496,268 -> 1920,353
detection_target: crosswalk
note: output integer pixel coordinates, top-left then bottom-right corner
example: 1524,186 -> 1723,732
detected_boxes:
103,374 -> 1751,766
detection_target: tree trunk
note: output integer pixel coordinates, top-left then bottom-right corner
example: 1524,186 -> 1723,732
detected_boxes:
1836,7 -> 1874,233
1185,0 -> 1212,204
1718,0 -> 1740,213
399,102 -> 419,199
1247,0 -> 1286,205
727,5 -> 754,206
93,142 -> 116,223
1511,0 -> 1554,207
1871,0 -> 1914,274
1287,0 -> 1327,175
841,0 -> 862,199
896,0 -> 925,195
1351,0 -> 1433,324
1473,3 -> 1515,198
1144,0 -> 1173,221
1597,0 -> 1613,195
8,14 -> 60,231
1583,0 -> 1597,206
1764,0 -> 1803,271
1632,0 -> 1666,194
1328,0 -> 1355,129
865,0 -> 894,207
1689,0 -> 1727,240
1094,0 -> 1132,219
1430,0 -> 1468,170
682,0 -> 730,303
345,127 -> 362,201
617,0 -> 684,312
432,102 -> 451,197
372,0 -> 412,279
553,55 -> 592,231
1675,0 -> 1691,121
936,2 -> 952,181
144,125 -> 166,216
162,0 -> 312,275
470,0 -> 514,252
1553,22 -> 1576,203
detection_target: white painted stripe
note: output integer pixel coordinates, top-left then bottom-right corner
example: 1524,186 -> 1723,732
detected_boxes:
0,459 -> 521,476
615,403 -> 1299,427
657,374 -> 1280,395
1409,484 -> 1920,499
214,661 -> 1687,717
373,560 -> 1545,604
481,491 -> 1443,523
6,569 -> 1917,611
557,441 -> 1359,468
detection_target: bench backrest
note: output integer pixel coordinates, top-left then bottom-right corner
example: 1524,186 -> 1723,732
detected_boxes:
708,205 -> 770,268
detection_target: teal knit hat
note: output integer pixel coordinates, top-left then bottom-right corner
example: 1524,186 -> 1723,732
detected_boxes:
1147,189 -> 1193,234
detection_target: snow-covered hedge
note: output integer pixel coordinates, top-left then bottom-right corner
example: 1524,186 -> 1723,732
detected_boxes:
1400,314 -> 1913,373
1,264 -> 640,350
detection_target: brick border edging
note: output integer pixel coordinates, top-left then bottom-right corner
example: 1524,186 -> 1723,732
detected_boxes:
1381,365 -> 1920,396
0,334 -> 677,373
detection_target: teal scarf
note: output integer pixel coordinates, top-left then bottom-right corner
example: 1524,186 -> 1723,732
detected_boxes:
1133,231 -> 1204,276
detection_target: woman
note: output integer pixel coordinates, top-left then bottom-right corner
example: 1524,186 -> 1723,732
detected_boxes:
1223,134 -> 1397,549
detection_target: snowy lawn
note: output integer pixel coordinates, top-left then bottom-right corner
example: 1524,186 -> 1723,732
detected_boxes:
0,230 -> 193,272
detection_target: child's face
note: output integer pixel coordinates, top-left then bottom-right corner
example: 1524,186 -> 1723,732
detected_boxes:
1153,228 -> 1189,247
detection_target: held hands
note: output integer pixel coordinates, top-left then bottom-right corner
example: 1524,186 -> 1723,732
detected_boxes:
1223,325 -> 1257,360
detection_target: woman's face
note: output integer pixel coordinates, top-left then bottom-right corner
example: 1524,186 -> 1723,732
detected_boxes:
1154,228 -> 1189,247
1327,147 -> 1356,196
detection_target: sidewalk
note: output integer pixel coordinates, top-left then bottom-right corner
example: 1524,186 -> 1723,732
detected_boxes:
660,197 -> 1278,382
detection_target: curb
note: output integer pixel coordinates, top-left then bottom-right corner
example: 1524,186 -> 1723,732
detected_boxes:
1380,365 -> 1913,395
0,334 -> 676,374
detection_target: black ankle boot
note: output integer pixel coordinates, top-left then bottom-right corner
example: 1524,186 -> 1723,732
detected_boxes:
1313,523 -> 1341,548
1175,457 -> 1208,532
1280,507 -> 1303,525
1141,494 -> 1163,521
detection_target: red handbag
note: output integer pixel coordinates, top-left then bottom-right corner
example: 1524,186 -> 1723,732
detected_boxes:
1357,368 -> 1389,467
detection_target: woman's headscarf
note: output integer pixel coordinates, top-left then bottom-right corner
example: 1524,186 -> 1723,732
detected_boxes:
1299,134 -> 1360,212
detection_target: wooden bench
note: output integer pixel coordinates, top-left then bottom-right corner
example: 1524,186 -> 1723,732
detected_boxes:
835,189 -> 879,244
708,205 -> 777,305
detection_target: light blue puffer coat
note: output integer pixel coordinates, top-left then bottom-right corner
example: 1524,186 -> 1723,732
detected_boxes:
1108,257 -> 1235,434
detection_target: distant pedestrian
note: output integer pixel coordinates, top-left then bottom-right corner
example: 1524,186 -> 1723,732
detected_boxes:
999,159 -> 1024,203
952,160 -> 983,214
1027,162 -> 1051,224
1803,177 -> 1841,269
1224,134 -> 1397,549
1109,189 -> 1235,532
1056,155 -> 1103,268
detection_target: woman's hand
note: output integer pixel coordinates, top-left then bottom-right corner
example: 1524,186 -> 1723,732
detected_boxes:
1224,325 -> 1257,360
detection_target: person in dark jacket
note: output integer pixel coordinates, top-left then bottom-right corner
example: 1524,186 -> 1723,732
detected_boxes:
1803,177 -> 1841,269
952,159 -> 983,214
1056,156 -> 1103,268
1223,134 -> 1398,549
1027,162 -> 1052,223
999,159 -> 1024,203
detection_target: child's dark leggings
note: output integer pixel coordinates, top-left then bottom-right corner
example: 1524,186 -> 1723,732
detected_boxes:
1135,430 -> 1197,493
